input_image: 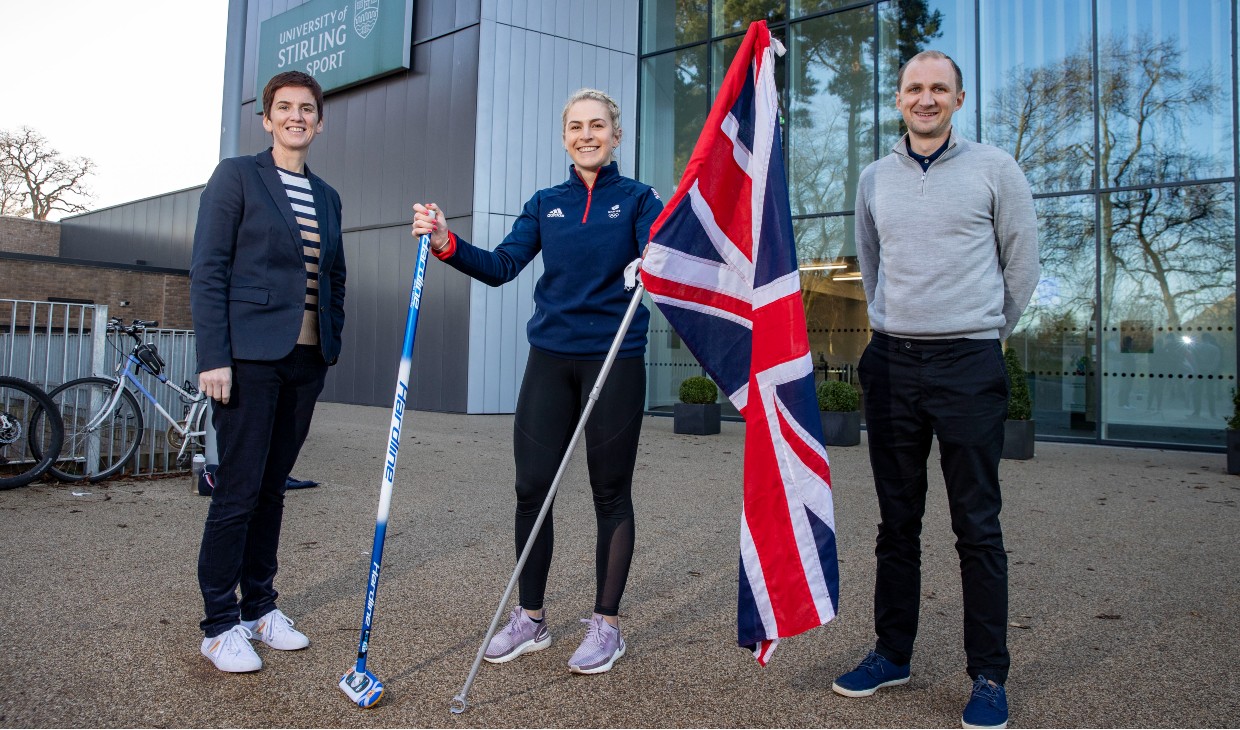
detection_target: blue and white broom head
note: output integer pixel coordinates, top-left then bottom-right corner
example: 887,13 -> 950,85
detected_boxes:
339,667 -> 384,708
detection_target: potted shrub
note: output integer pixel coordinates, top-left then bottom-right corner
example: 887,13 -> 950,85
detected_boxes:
1002,348 -> 1035,460
674,375 -> 721,435
817,379 -> 860,447
1226,388 -> 1240,475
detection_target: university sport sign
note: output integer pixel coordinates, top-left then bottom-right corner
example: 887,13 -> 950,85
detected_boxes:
255,0 -> 413,111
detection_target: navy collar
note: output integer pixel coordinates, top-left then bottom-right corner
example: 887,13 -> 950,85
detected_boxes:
569,161 -> 619,188
905,134 -> 951,171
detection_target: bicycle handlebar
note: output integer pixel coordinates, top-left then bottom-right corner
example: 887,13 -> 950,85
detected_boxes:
106,317 -> 160,340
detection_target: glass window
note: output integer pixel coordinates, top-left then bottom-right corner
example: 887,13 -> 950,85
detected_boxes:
1099,183 -> 1236,446
639,46 -> 710,199
878,0 -> 977,148
788,6 -> 876,215
796,216 -> 868,395
711,28 -> 785,100
1006,195 -> 1098,440
644,295 -> 731,412
710,35 -> 744,100
712,0 -> 784,37
791,0 -> 857,19
1096,0 -> 1234,185
643,0 -> 710,53
980,0 -> 1093,194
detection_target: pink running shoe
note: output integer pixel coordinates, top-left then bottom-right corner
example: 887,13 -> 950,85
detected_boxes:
568,614 -> 626,674
484,607 -> 551,663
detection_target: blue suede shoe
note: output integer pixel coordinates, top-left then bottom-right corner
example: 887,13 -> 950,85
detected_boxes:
831,650 -> 911,697
962,675 -> 1008,729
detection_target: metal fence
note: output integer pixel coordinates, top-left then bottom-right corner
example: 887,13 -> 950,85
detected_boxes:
0,299 -> 199,478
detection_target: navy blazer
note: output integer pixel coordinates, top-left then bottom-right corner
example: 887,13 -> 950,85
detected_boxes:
190,148 -> 346,372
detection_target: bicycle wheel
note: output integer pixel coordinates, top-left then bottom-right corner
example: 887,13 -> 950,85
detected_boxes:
43,377 -> 143,482
0,376 -> 63,490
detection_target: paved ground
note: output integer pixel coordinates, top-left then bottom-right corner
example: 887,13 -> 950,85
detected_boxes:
1,402 -> 1237,728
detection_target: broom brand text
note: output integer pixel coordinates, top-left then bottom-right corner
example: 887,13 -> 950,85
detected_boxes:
385,383 -> 406,482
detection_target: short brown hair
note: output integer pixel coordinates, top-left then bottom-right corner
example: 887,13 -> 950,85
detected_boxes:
262,71 -> 325,120
897,50 -> 964,94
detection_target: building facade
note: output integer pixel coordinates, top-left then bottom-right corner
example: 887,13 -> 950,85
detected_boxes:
56,0 -> 1239,450
640,0 -> 1239,449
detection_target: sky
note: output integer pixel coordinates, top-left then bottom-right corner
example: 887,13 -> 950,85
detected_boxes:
1,1 -> 228,218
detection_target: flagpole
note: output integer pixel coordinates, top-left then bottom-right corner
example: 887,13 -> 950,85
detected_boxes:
450,259 -> 647,715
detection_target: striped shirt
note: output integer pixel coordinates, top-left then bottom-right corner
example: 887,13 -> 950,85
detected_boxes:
277,167 -> 321,346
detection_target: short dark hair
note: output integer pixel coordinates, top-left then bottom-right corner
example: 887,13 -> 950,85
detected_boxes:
897,50 -> 964,94
262,71 -> 325,120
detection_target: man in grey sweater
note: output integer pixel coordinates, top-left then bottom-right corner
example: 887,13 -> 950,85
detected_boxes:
830,51 -> 1039,730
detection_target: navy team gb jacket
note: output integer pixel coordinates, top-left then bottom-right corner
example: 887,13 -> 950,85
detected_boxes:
435,161 -> 663,359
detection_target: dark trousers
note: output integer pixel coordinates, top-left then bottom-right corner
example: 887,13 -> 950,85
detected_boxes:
513,348 -> 646,616
858,332 -> 1010,684
198,345 -> 327,638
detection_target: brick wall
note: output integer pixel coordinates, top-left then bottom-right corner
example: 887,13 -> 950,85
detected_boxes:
0,259 -> 191,329
0,215 -> 60,256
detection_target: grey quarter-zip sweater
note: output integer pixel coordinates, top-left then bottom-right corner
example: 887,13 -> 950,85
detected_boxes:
855,130 -> 1040,340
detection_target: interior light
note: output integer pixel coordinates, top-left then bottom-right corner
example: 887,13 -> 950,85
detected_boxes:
798,262 -> 847,271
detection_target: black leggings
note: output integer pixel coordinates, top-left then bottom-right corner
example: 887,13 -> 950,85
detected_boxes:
513,348 -> 645,617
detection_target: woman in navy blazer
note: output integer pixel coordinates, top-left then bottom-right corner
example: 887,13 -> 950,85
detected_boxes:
190,71 -> 346,674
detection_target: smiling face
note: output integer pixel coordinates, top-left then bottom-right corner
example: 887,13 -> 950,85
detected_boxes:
896,56 -> 964,151
262,85 -> 323,158
562,99 -> 620,175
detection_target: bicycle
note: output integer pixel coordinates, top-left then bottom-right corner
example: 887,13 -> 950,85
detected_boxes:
32,318 -> 209,482
0,376 -> 64,490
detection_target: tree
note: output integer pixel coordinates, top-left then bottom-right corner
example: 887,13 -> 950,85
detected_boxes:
788,0 -> 942,261
987,36 -> 1229,336
0,127 -> 95,220
0,160 -> 30,217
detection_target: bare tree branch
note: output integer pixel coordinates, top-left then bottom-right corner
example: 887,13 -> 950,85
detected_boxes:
0,126 -> 95,220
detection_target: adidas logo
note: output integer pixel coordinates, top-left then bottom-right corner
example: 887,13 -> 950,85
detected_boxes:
547,208 -> 565,218
608,204 -> 621,219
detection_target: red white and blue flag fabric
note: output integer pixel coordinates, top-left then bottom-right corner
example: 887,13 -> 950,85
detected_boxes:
641,21 -> 839,666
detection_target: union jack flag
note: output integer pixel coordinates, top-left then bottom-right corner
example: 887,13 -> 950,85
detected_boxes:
641,20 -> 839,666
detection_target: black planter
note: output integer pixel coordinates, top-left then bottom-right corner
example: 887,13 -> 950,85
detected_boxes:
1227,430 -> 1240,475
820,410 -> 860,446
674,403 -> 721,435
1002,419 -> 1035,460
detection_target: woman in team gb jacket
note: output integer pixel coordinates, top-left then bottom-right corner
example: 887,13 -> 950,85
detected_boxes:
412,88 -> 662,675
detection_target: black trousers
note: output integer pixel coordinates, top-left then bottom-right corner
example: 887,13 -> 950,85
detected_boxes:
198,345 -> 327,638
858,332 -> 1010,684
512,347 -> 646,616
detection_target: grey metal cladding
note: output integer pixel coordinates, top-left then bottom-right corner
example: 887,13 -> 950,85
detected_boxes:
59,187 -> 203,269
466,1 -> 638,413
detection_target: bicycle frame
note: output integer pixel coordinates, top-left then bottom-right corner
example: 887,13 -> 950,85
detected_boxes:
88,349 -> 209,466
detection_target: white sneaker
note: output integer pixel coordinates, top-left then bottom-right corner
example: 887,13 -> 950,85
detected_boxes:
200,625 -> 262,672
242,608 -> 310,650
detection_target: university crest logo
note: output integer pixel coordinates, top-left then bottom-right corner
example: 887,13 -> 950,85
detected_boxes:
354,0 -> 380,39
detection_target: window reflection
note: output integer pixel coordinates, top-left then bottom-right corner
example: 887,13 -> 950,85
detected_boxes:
639,46 -> 709,199
980,0 -> 1093,193
643,0 -> 710,53
711,28 -> 784,101
796,217 -> 866,393
712,0 -> 783,36
1007,195 -> 1097,439
879,0 -> 977,146
1098,0 -> 1233,183
1100,184 -> 1236,445
788,6 -> 875,216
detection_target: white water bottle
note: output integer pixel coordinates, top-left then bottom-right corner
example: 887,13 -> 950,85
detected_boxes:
191,454 -> 206,494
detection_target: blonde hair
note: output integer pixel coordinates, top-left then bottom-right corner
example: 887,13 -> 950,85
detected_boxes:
561,88 -> 622,134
